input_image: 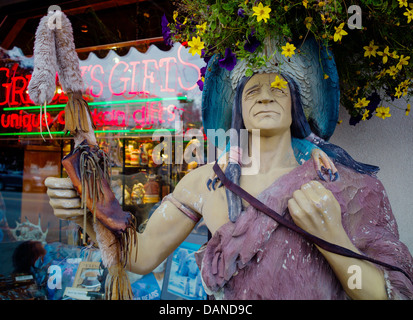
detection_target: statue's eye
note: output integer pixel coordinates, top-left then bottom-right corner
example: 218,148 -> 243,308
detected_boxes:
270,87 -> 286,95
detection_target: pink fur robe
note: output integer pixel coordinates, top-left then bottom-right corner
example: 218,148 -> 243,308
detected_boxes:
195,159 -> 413,299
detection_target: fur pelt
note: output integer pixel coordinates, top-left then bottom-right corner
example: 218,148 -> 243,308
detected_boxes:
28,12 -> 58,105
54,12 -> 84,93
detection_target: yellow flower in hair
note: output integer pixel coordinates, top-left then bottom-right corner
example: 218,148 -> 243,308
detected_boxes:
188,36 -> 204,56
281,42 -> 296,58
333,22 -> 348,42
375,106 -> 391,119
271,75 -> 288,90
252,2 -> 271,23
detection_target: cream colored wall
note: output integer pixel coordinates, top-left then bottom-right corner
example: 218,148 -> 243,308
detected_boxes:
329,100 -> 413,253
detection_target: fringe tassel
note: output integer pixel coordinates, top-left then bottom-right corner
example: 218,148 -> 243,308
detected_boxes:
64,91 -> 96,135
76,142 -> 137,299
105,262 -> 133,300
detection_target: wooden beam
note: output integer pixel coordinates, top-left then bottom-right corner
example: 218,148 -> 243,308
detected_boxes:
75,37 -> 165,53
1,17 -> 28,49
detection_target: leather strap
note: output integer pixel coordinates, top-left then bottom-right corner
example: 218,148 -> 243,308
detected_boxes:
213,161 -> 413,284
163,193 -> 202,223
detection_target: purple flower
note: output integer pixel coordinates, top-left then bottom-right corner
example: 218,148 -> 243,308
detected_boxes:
244,34 -> 260,53
349,114 -> 362,126
161,14 -> 173,46
237,8 -> 245,18
197,78 -> 204,91
218,48 -> 237,71
200,66 -> 207,78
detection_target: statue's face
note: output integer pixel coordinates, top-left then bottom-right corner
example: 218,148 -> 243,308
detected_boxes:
241,73 -> 292,136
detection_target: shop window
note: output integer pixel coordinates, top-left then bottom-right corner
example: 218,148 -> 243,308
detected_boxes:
0,39 -> 207,300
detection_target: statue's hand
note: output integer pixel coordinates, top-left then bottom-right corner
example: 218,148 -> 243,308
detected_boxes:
311,149 -> 339,182
288,180 -> 346,242
44,177 -> 84,224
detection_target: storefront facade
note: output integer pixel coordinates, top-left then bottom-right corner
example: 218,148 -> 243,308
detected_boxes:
0,3 -> 209,299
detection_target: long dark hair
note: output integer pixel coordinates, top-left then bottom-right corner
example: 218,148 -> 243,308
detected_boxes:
224,73 -> 379,222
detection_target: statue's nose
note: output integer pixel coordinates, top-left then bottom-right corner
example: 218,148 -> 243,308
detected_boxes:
258,98 -> 274,104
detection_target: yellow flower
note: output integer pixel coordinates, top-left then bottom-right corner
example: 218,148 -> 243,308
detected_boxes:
324,74 -> 329,79
252,2 -> 271,23
375,106 -> 391,119
397,55 -> 410,70
376,69 -> 387,79
173,11 -> 178,22
196,22 -> 207,35
398,0 -> 408,7
334,22 -> 348,42
386,65 -> 399,77
305,17 -> 313,29
303,0 -> 308,8
271,75 -> 288,90
398,79 -> 411,96
281,42 -> 296,58
188,36 -> 204,56
404,9 -> 413,23
318,1 -> 325,7
403,87 -> 408,96
389,50 -> 399,60
406,104 -> 411,116
377,46 -> 390,64
284,5 -> 289,11
395,87 -> 402,99
363,40 -> 379,58
354,97 -> 370,108
362,109 -> 370,121
400,79 -> 411,89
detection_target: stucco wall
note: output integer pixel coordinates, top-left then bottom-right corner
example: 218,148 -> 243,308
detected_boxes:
329,100 -> 413,253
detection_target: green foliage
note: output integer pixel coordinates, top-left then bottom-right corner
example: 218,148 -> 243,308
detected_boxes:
169,0 -> 413,122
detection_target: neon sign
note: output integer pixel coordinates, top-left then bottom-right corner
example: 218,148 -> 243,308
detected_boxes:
0,44 -> 203,132
1,102 -> 184,132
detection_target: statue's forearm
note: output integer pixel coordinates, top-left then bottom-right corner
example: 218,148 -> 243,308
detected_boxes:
317,237 -> 387,300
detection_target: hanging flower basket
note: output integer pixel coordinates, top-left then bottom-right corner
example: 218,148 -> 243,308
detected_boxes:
163,0 -> 412,125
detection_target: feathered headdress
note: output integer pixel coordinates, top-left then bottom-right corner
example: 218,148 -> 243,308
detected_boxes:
202,37 -> 340,157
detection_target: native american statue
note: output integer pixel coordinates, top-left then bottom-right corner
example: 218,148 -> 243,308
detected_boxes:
42,9 -> 413,299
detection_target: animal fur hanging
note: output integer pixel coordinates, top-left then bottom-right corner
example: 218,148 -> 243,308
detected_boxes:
29,9 -> 136,300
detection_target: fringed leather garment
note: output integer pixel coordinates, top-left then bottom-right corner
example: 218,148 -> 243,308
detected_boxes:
29,10 -> 137,300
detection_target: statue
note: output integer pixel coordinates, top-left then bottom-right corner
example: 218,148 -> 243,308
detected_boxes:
42,12 -> 413,300
46,71 -> 413,299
